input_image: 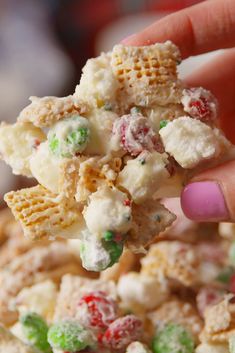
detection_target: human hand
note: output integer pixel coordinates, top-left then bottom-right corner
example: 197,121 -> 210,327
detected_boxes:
122,0 -> 235,222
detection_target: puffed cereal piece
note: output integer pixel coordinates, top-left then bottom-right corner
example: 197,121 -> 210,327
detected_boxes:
75,156 -> 118,203
117,151 -> 170,203
148,299 -> 203,341
54,274 -> 117,321
117,272 -> 169,310
200,295 -> 235,343
83,185 -> 132,237
159,116 -> 230,169
128,200 -> 176,251
126,341 -> 152,353
0,122 -> 46,176
141,241 -> 200,286
0,324 -> 37,353
13,280 -> 57,322
196,343 -> 229,353
100,249 -> 137,282
4,185 -> 85,240
17,95 -> 88,127
0,242 -> 85,325
111,41 -> 182,108
75,52 -> 119,107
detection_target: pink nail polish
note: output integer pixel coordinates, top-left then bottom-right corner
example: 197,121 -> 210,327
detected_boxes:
181,181 -> 229,222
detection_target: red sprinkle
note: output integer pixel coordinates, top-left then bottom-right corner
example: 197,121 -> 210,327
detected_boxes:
77,291 -> 117,329
33,139 -> 41,149
123,199 -> 131,207
101,315 -> 143,350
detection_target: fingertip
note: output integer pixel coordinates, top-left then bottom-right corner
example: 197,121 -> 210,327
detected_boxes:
120,34 -> 138,45
181,181 -> 230,222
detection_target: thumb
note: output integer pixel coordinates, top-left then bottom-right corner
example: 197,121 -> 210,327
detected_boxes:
180,160 -> 235,222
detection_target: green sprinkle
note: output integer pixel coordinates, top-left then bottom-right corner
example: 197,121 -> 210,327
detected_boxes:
130,106 -> 141,115
104,102 -> 113,111
229,242 -> 235,266
20,313 -> 52,353
48,321 -> 90,352
152,323 -> 194,353
103,230 -> 115,241
216,267 -> 234,284
49,135 -> 59,155
159,120 -> 169,129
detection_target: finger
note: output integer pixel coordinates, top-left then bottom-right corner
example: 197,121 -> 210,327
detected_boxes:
184,48 -> 235,143
181,160 -> 235,222
121,0 -> 235,59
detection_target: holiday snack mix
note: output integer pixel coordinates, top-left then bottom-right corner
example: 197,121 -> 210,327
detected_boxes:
1,41 -> 235,352
1,41 -> 234,272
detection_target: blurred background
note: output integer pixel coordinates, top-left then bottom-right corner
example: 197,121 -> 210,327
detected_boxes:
0,0 -> 217,202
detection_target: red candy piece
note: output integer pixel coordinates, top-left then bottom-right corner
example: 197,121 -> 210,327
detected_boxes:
182,87 -> 218,122
196,287 -> 223,318
77,291 -> 117,329
113,114 -> 158,156
102,315 -> 143,350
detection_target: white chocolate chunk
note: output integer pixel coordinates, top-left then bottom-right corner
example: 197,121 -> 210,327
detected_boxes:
117,272 -> 168,310
13,280 -> 57,322
0,122 -> 46,177
126,342 -> 152,353
84,108 -> 119,155
75,52 -> 118,107
159,116 -> 223,168
83,185 -> 132,236
117,151 -> 169,203
29,141 -> 61,193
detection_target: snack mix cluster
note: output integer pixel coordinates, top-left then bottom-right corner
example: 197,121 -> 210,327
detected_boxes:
0,42 -> 235,352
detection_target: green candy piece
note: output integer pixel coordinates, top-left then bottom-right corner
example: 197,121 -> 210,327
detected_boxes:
20,312 -> 52,353
80,230 -> 124,271
48,115 -> 90,158
159,119 -> 169,129
152,323 -> 194,353
48,321 -> 91,352
102,239 -> 123,267
80,238 -> 111,271
229,242 -> 235,266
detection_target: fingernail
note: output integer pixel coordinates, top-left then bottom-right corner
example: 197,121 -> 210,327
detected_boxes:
181,181 -> 229,222
120,34 -> 137,44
